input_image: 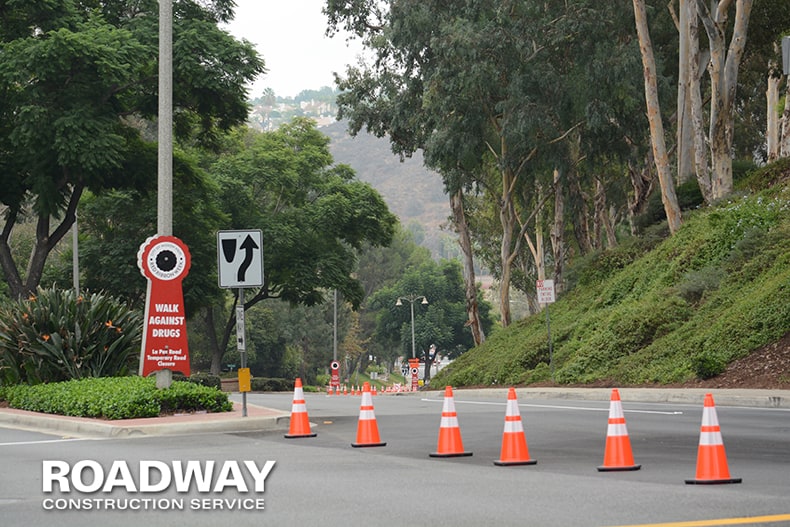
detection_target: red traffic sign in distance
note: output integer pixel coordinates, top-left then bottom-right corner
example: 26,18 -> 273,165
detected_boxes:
536,279 -> 556,304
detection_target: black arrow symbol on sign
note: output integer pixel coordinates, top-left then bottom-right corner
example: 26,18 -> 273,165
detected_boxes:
237,235 -> 259,282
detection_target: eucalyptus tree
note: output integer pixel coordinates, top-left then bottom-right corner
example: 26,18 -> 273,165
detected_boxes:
0,0 -> 262,298
329,1 -> 571,327
329,0 -> 653,326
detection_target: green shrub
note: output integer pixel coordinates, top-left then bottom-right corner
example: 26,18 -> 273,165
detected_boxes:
155,381 -> 232,414
185,372 -> 222,390
691,351 -> 727,380
677,266 -> 726,304
314,373 -> 330,387
0,287 -> 142,385
2,376 -> 231,419
250,377 -> 292,392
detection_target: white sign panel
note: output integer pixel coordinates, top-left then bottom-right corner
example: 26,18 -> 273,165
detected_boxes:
536,279 -> 556,304
218,230 -> 264,288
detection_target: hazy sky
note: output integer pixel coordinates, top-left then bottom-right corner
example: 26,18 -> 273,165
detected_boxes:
223,0 -> 364,98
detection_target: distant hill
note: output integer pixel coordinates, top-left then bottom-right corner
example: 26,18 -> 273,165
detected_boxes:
247,89 -> 453,257
321,120 -> 452,258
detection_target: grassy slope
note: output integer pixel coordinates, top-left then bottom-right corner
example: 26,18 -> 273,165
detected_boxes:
434,163 -> 790,388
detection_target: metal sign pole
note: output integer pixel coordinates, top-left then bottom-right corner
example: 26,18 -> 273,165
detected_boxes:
237,288 -> 247,417
546,304 -> 554,382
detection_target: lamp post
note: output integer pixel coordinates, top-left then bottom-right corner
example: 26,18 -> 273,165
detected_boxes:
395,295 -> 428,359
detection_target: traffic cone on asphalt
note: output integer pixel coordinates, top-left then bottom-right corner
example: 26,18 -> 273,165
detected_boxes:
284,378 -> 317,438
598,388 -> 640,471
372,385 -> 377,396
685,393 -> 742,484
351,382 -> 386,448
430,386 -> 473,458
494,388 -> 536,466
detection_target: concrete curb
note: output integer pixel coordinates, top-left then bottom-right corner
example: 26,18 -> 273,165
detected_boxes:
0,404 -> 290,439
413,387 -> 790,409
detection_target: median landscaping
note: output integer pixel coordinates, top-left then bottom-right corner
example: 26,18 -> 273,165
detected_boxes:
0,376 -> 232,420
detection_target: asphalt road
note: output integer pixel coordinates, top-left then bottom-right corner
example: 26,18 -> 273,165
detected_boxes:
1,390 -> 789,527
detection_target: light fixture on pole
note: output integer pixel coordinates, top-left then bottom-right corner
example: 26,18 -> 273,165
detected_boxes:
395,295 -> 428,359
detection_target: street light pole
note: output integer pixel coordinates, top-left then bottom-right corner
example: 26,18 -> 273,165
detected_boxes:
395,295 -> 428,359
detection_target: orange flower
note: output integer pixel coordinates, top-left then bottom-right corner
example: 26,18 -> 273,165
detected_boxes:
28,294 -> 37,302
105,320 -> 114,328
42,334 -> 50,342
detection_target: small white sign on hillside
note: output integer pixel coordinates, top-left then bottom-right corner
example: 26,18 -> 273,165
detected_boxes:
536,279 -> 556,304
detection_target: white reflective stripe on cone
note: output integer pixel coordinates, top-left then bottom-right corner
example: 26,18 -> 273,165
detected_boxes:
440,416 -> 460,428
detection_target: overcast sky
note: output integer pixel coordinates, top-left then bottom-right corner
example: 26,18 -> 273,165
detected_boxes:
223,0 -> 364,98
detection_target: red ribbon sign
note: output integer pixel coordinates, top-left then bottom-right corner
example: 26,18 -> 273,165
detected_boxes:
137,235 -> 191,377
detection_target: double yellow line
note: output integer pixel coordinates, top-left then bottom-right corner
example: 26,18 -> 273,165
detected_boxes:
609,513 -> 790,527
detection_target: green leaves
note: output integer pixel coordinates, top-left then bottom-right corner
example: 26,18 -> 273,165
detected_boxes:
0,0 -> 263,298
0,286 -> 142,384
1,376 -> 232,419
213,120 -> 397,309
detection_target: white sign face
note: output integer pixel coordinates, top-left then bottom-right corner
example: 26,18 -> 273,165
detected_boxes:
218,230 -> 264,288
536,279 -> 556,304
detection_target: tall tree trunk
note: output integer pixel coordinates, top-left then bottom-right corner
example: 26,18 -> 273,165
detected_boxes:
524,184 -> 546,282
687,0 -> 714,203
633,0 -> 683,233
550,168 -> 565,295
767,72 -> 781,162
206,307 -> 223,375
627,155 -> 655,235
594,178 -> 617,249
0,184 -> 83,299
676,0 -> 696,184
568,170 -> 593,254
498,175 -> 516,328
698,0 -> 753,200
781,79 -> 790,158
449,188 -> 485,346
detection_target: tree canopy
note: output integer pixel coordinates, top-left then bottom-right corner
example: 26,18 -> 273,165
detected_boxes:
0,0 -> 263,298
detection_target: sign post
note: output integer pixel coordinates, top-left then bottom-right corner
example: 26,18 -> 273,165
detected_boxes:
536,279 -> 556,381
218,230 -> 264,417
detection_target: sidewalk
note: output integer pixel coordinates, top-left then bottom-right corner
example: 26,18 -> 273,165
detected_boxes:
0,401 -> 289,439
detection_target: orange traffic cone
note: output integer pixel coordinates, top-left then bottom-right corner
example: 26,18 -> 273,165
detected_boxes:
372,385 -> 377,396
598,388 -> 640,471
351,382 -> 386,448
494,388 -> 536,466
284,378 -> 317,438
685,393 -> 741,484
430,386 -> 472,458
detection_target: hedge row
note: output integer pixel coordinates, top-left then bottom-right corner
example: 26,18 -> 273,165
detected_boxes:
0,376 -> 232,420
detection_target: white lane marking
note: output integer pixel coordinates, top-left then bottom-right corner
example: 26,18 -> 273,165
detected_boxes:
421,398 -> 684,415
0,437 -> 99,447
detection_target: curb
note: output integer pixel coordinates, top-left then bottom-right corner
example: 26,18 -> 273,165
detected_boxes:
0,404 -> 290,439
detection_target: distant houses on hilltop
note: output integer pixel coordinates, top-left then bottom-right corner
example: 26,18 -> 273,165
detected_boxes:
247,87 -> 339,131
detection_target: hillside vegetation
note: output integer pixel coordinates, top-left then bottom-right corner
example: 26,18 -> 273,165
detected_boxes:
433,162 -> 790,388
